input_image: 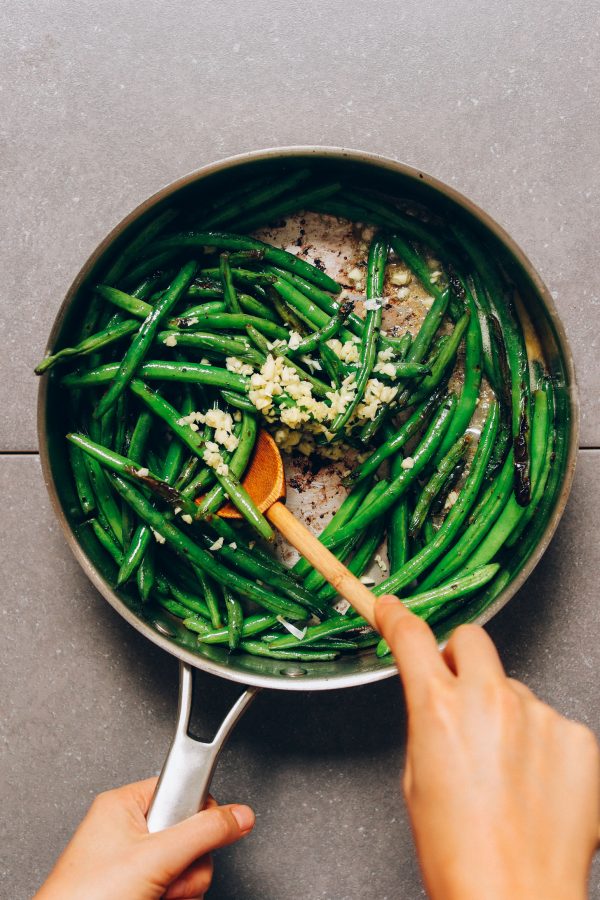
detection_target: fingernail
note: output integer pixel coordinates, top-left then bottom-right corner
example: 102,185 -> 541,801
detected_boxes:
231,804 -> 255,833
376,594 -> 398,607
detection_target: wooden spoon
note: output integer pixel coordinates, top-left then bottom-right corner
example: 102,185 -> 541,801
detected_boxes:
209,430 -> 378,627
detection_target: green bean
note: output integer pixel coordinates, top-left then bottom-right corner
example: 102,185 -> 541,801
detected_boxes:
387,453 -> 409,573
110,475 -> 307,618
435,295 -> 482,460
129,380 -> 206,452
270,267 -> 406,354
236,292 -> 280,323
269,274 -> 332,331
69,444 -> 96,515
116,409 -> 166,585
375,562 -> 501,657
220,390 -> 257,413
164,577 -> 212,619
338,190 -> 461,258
119,410 -> 139,550
90,518 -> 123,564
468,271 -> 501,388
155,593 -> 201,621
450,389 -> 548,577
178,612 -> 212,634
269,614 -> 367,650
156,329 -> 263,366
209,466 -> 274,541
67,432 -> 167,488
99,400 -> 117,448
200,266 -> 277,289
84,456 -> 123,546
182,290 -> 279,324
36,319 -> 140,375
176,311 -> 289,341
203,175 -> 273,219
104,208 -> 178,285
403,311 -> 470,408
195,523 -> 321,613
410,434 -> 471,538
421,454 -> 514,590
232,181 -> 341,232
174,456 -> 200,491
389,236 -> 454,365
312,198 -> 392,229
453,225 -> 531,505
197,613 -> 278,644
372,401 -> 499,596
203,515 -> 292,579
411,563 -> 501,614
127,381 -> 271,538
300,639 -> 361,651
118,523 -> 151,586
177,300 -> 227,322
324,395 -> 457,549
219,253 -> 242,313
120,251 -> 181,290
267,285 -> 312,334
63,360 -> 248,393
95,261 -> 198,417
318,341 -> 344,388
178,463 -> 217,502
287,300 -> 354,356
506,380 -> 554,547
137,543 -> 155,601
330,234 -> 388,433
96,285 -> 154,320
344,390 -> 442,487
187,566 -> 221,629
204,168 -> 312,227
148,231 -> 341,293
239,641 -> 338,661
246,325 -> 331,399
192,411 -> 257,509
224,588 -> 244,649
388,232 -> 452,313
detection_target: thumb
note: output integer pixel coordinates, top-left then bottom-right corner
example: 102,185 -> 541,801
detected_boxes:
143,803 -> 255,879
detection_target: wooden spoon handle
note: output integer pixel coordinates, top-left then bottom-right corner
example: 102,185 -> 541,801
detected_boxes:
266,501 -> 377,628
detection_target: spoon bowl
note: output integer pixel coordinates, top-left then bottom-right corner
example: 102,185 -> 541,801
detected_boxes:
204,428 -> 379,626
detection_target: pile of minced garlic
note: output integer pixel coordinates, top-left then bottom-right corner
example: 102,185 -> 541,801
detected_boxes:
225,332 -> 401,459
177,407 -> 243,476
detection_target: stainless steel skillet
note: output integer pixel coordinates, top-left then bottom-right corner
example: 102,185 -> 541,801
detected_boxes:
37,146 -> 578,831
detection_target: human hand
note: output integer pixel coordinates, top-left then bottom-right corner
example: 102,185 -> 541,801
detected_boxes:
376,595 -> 599,900
34,777 -> 254,900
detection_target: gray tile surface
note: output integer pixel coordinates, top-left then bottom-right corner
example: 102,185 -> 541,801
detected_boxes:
2,2 -> 600,897
1,453 -> 599,899
2,0 -> 600,450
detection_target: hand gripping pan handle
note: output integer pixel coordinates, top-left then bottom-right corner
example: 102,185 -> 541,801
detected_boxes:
147,662 -> 258,832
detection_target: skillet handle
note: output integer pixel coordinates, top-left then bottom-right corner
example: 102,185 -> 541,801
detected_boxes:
147,662 -> 258,832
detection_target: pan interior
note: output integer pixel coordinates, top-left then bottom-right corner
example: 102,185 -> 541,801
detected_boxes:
39,149 -> 577,690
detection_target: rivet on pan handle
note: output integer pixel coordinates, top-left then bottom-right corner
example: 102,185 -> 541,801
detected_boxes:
147,662 -> 259,832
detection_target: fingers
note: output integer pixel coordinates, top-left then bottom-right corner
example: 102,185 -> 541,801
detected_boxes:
164,854 -> 213,899
144,803 -> 255,879
442,624 -> 505,681
94,777 -> 159,815
507,677 -> 537,701
375,595 -> 452,706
